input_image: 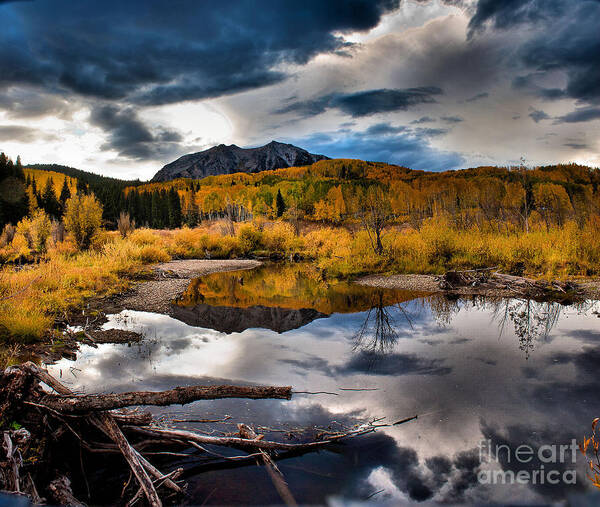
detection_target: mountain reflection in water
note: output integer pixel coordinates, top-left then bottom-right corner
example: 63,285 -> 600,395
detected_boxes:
172,263 -> 429,333
46,264 -> 600,505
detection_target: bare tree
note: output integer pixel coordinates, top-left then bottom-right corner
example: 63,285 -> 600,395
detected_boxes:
511,156 -> 531,232
223,197 -> 236,236
50,220 -> 64,244
360,186 -> 391,255
284,195 -> 303,236
353,291 -> 414,355
117,211 -> 135,238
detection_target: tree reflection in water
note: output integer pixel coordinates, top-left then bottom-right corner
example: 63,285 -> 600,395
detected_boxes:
424,294 -> 461,327
352,290 -> 414,355
353,291 -> 600,361
468,298 -> 596,359
490,299 -> 563,359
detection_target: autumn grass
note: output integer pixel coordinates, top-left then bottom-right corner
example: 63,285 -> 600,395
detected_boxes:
1,216 -> 600,343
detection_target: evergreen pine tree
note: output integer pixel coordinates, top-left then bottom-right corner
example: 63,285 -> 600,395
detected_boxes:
15,156 -> 25,180
151,191 -> 162,228
168,187 -> 183,228
160,190 -> 169,227
59,177 -> 71,215
41,178 -> 60,218
76,178 -> 88,195
143,191 -> 152,227
276,189 -> 286,217
0,152 -> 29,227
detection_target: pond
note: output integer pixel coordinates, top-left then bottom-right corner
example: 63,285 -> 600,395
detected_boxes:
48,263 -> 600,505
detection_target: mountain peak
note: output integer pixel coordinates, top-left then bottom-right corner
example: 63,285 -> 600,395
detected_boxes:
151,141 -> 328,182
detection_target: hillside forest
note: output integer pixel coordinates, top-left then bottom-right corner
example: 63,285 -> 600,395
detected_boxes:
4,157 -> 598,233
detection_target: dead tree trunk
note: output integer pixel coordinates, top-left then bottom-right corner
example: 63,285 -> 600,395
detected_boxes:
39,384 -> 292,414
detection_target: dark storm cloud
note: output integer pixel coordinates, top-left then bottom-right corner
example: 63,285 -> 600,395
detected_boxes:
563,142 -> 588,150
465,92 -> 489,102
441,115 -> 464,124
0,89 -> 72,119
565,329 -> 600,344
289,123 -> 464,171
325,430 -> 482,503
275,94 -> 334,117
411,116 -> 436,124
555,107 -> 600,124
469,0 -> 600,105
415,127 -> 449,137
335,351 -> 451,376
529,109 -> 550,123
480,421 -> 585,500
89,105 -> 184,160
0,0 -> 400,106
364,123 -> 407,135
275,87 -> 443,118
0,125 -> 57,142
334,88 -> 443,117
468,0 -> 567,36
520,344 -> 600,427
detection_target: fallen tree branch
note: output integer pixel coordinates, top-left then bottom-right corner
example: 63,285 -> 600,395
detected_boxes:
90,413 -> 162,507
437,268 -> 583,300
22,362 -> 162,507
238,423 -> 297,507
1,362 -> 377,506
123,426 -> 339,453
39,385 -> 292,414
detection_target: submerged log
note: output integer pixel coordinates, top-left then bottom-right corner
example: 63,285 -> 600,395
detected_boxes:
39,384 -> 292,414
47,476 -> 86,507
0,361 -> 372,506
238,423 -> 298,507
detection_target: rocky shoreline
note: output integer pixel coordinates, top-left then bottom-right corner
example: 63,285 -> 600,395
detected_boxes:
357,272 -> 600,300
104,259 -> 262,315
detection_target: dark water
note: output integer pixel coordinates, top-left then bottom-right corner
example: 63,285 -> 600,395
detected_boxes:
50,264 -> 600,505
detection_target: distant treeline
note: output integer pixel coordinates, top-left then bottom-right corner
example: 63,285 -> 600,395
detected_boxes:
125,159 -> 600,231
3,155 -> 600,231
0,153 -> 29,228
19,164 -> 185,229
25,163 -> 144,227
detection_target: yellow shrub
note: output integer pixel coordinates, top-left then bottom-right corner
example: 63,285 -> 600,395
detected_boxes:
304,227 -> 347,258
262,222 -> 296,253
386,229 -> 428,272
8,231 -> 31,261
578,216 -> 600,272
237,223 -> 263,254
166,227 -> 209,258
137,245 -> 171,263
208,235 -> 242,258
129,228 -> 162,246
64,194 -> 103,250
0,302 -> 51,343
420,215 -> 459,265
29,210 -> 52,253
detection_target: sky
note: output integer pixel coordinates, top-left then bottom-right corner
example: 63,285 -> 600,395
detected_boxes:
0,0 -> 599,180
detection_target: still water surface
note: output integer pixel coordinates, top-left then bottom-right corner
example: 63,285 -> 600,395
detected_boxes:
49,264 -> 600,505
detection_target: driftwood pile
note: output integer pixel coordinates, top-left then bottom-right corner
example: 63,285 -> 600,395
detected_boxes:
0,362 -> 372,506
437,268 -> 583,300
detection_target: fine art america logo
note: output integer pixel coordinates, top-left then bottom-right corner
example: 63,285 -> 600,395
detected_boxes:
477,440 -> 578,485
